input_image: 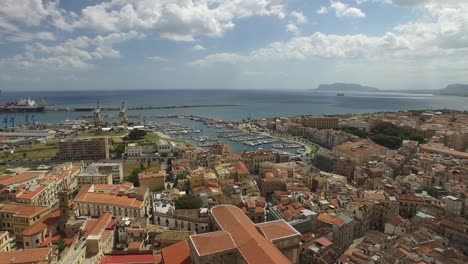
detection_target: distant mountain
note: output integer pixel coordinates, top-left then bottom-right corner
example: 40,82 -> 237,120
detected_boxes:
315,83 -> 380,92
434,84 -> 468,96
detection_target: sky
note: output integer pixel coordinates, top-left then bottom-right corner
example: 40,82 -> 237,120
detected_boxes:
0,0 -> 467,91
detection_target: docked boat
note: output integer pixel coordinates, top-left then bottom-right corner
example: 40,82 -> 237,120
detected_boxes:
1,98 -> 46,112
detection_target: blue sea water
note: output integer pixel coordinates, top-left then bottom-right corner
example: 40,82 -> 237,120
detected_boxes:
0,89 -> 467,124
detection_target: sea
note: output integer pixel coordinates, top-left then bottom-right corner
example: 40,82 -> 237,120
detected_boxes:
1,89 -> 466,152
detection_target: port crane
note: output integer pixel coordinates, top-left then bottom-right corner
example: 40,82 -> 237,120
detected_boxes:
119,99 -> 128,125
93,100 -> 102,126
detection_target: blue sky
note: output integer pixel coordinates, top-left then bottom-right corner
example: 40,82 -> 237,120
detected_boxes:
0,0 -> 467,90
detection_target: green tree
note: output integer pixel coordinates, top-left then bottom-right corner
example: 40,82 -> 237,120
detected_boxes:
370,134 -> 402,149
174,172 -> 187,186
22,152 -> 27,159
175,195 -> 202,209
125,168 -> 142,187
57,238 -> 66,254
114,144 -> 125,157
126,129 -> 146,140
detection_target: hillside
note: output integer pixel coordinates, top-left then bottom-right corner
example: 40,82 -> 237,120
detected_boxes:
434,84 -> 468,96
315,83 -> 380,92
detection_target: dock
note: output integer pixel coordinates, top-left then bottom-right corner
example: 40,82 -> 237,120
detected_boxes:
47,104 -> 240,112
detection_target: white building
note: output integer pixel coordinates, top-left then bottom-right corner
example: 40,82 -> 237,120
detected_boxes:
342,119 -> 370,132
442,195 -> 463,216
125,143 -> 143,157
153,202 -> 209,233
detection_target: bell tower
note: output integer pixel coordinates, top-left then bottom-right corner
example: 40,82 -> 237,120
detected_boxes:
58,185 -> 77,234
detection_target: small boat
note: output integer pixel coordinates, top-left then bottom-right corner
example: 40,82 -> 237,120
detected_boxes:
336,93 -> 344,96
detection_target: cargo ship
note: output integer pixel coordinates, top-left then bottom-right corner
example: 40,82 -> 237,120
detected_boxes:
1,98 -> 46,112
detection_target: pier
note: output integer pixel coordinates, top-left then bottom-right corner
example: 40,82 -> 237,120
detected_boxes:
47,104 -> 240,112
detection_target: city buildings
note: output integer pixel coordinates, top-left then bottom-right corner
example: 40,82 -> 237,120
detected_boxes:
187,205 -> 301,264
332,140 -> 388,164
303,116 -> 339,129
74,183 -> 150,218
59,138 -> 109,160
0,203 -> 50,244
0,247 -> 57,264
0,231 -> 11,252
125,143 -> 143,157
138,170 -> 166,192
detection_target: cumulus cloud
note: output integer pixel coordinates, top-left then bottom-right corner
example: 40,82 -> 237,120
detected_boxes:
148,56 -> 169,62
286,23 -> 300,35
192,44 -> 206,51
317,6 -> 328,14
188,53 -> 248,66
290,11 -> 307,24
190,2 -> 468,66
286,11 -> 307,35
330,1 -> 366,18
59,0 -> 287,41
0,31 -> 144,70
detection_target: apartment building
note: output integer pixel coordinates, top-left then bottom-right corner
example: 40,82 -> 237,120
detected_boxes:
0,231 -> 11,252
125,143 -> 143,157
303,116 -> 339,129
333,140 -> 388,164
0,203 -> 50,244
138,170 -> 166,192
186,205 -> 301,264
242,150 -> 277,174
74,184 -> 150,218
0,248 -> 57,264
59,138 -> 109,160
76,163 -> 113,188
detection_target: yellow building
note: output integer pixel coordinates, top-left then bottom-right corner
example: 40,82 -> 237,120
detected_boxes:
0,231 -> 11,252
138,170 -> 166,191
0,203 -> 50,244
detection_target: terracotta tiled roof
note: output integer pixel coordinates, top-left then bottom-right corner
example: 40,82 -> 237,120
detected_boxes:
0,203 -> 48,218
235,161 -> 249,175
318,213 -> 345,226
22,209 -> 60,236
335,140 -> 387,156
75,185 -> 143,208
210,205 -> 291,264
256,220 -> 300,242
398,194 -> 425,202
190,231 -> 236,256
100,253 -> 156,264
0,248 -> 53,263
138,170 -> 165,180
315,237 -> 333,247
161,240 -> 192,264
0,172 -> 44,186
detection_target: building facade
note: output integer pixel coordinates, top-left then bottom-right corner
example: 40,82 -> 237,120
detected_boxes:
59,138 -> 109,160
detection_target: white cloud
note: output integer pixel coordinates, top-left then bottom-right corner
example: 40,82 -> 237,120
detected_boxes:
148,56 -> 169,62
5,31 -> 55,43
317,6 -> 328,14
0,31 -> 144,70
190,2 -> 468,66
290,11 -> 307,24
192,44 -> 206,51
330,1 -> 366,18
62,0 -> 287,41
286,23 -> 300,35
188,53 -> 248,66
0,0 -> 48,27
